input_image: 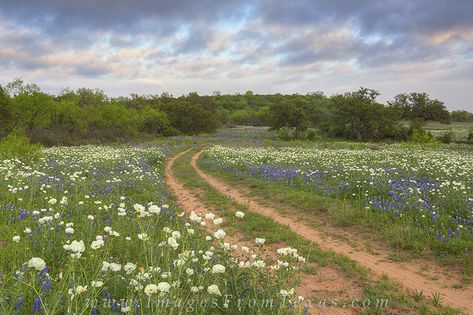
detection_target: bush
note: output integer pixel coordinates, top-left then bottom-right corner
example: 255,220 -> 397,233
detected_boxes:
304,128 -> 318,141
409,128 -> 440,144
438,131 -> 454,144
468,130 -> 473,142
276,127 -> 294,141
0,129 -> 43,161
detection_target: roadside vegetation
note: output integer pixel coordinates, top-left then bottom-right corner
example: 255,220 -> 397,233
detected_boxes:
200,144 -> 473,274
172,148 -> 459,314
1,80 -> 472,146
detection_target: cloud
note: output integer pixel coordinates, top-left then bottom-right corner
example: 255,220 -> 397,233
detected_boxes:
0,0 -> 472,109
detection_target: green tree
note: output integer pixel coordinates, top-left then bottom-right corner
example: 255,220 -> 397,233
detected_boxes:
49,99 -> 87,143
0,85 -> 12,137
11,90 -> 54,136
451,110 -> 473,122
388,92 -> 450,123
139,107 -> 172,135
268,98 -> 308,139
6,78 -> 40,96
327,88 -> 404,141
155,92 -> 219,135
268,93 -> 328,139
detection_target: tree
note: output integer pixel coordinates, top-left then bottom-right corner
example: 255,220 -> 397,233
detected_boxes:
327,87 -> 404,141
159,98 -> 218,135
10,90 -> 54,136
139,108 -> 172,135
451,110 -> 473,122
388,92 -> 450,123
268,94 -> 326,138
76,88 -> 107,106
49,99 -> 87,143
0,85 -> 12,137
6,79 -> 40,96
268,98 -> 308,139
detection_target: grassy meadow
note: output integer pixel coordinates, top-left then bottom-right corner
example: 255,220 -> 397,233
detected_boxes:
0,128 -> 470,314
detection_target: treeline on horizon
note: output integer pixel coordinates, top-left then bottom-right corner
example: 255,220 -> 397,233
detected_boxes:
1,79 -> 472,146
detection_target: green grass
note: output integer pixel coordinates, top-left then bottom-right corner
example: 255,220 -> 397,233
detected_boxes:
424,121 -> 473,142
198,154 -> 473,276
172,148 -> 459,314
0,145 -> 309,315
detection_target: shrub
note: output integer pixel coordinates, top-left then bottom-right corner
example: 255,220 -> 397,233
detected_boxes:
438,131 -> 454,144
0,128 -> 43,161
409,128 -> 440,144
276,127 -> 294,141
468,129 -> 473,142
304,128 -> 318,141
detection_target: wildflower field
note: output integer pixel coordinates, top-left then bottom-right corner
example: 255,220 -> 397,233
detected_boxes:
202,144 -> 473,262
0,145 -> 303,314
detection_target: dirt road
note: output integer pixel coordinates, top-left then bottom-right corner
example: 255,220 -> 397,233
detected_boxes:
189,149 -> 473,313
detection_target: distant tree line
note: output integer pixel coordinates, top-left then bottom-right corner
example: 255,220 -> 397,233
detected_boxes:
0,79 -> 218,145
0,79 -> 470,145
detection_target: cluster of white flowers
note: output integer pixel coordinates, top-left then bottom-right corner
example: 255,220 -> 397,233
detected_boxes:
90,236 -> 105,250
144,281 -> 172,296
102,261 -> 122,272
235,211 -> 245,219
27,257 -> 46,271
63,240 -> 86,258
104,226 -> 120,237
255,238 -> 266,245
277,246 -> 306,263
213,229 -> 226,239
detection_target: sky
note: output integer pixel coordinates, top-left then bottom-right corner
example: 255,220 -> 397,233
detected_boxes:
0,0 -> 472,110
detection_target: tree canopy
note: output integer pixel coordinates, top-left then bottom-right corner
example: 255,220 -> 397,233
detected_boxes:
0,80 -> 467,145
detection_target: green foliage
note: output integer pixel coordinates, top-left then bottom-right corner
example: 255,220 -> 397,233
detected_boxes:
3,80 -> 219,145
468,130 -> 473,142
409,128 -> 441,144
268,94 -> 327,139
389,92 -> 450,123
10,89 -> 54,136
228,107 -> 268,126
139,107 -> 172,135
0,128 -> 42,161
451,110 -> 473,122
276,127 -> 294,141
438,131 -> 454,144
2,79 -> 468,145
432,292 -> 443,307
159,96 -> 218,135
304,128 -> 318,141
326,87 -> 406,141
0,85 -> 12,137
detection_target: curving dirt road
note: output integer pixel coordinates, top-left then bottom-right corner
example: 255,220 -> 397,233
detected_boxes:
189,149 -> 473,313
165,149 -> 359,315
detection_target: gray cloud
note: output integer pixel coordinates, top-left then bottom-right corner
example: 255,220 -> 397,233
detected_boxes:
73,63 -> 112,77
0,0 -> 246,35
256,0 -> 473,36
0,0 -> 472,108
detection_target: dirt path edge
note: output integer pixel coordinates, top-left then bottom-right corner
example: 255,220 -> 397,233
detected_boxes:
191,149 -> 473,313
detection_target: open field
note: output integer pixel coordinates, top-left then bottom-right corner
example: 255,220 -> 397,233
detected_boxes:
0,144 -> 308,314
2,0 -> 473,313
201,144 -> 473,264
169,148 -> 463,314
1,129 -> 473,314
424,122 -> 473,142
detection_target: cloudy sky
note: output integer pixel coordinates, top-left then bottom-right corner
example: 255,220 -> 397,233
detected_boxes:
0,0 -> 472,110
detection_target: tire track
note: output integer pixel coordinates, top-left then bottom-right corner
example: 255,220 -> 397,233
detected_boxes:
165,149 -> 360,315
191,149 -> 473,314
